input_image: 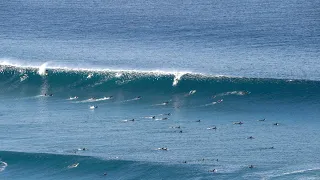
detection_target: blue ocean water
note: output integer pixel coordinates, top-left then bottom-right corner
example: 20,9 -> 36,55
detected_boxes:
0,0 -> 320,179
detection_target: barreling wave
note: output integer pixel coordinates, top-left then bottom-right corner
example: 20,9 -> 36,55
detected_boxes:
1,63 -> 320,100
0,151 -> 207,180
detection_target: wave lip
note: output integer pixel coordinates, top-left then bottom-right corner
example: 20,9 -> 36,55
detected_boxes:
0,61 -> 197,87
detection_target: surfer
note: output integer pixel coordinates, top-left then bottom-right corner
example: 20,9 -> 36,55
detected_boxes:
247,136 -> 254,139
68,163 -> 79,168
152,116 -> 156,119
239,91 -> 250,95
249,165 -> 254,169
233,121 -> 243,125
163,101 -> 169,105
217,99 -> 223,103
90,105 -> 98,109
189,90 -> 196,95
179,130 -> 183,133
273,123 -> 279,126
165,113 -> 171,116
129,119 -> 135,122
69,96 -> 78,100
258,118 -> 266,121
136,96 -> 142,100
196,119 -> 201,122
209,169 -> 217,173
158,147 -> 167,151
207,126 -> 217,130
162,117 -> 168,120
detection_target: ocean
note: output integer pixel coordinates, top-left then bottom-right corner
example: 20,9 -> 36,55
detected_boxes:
0,0 -> 320,179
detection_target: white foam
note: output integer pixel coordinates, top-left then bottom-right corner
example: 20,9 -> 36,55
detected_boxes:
115,72 -> 122,77
38,62 -> 49,76
173,72 -> 186,86
282,168 -> 320,176
261,167 -> 320,179
0,58 -> 241,81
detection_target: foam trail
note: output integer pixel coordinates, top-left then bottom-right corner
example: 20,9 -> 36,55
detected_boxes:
120,97 -> 141,103
213,91 -> 250,98
152,101 -> 170,106
76,97 -> 112,103
282,168 -> 320,176
203,99 -> 223,106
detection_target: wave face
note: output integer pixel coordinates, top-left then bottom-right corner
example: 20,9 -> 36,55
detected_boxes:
1,65 -> 320,101
0,151 -> 207,180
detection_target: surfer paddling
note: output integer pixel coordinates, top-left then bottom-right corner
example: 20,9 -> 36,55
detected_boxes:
233,121 -> 243,125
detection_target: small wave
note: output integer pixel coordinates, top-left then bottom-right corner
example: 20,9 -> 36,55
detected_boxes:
0,151 -> 206,179
282,168 -> 320,176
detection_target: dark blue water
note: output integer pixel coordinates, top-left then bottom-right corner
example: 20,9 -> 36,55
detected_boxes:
0,0 -> 320,179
